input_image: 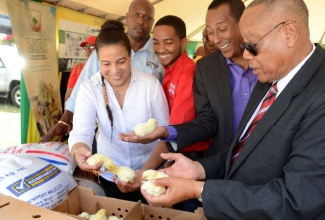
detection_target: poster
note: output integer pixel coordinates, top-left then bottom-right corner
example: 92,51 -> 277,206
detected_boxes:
56,7 -> 104,71
6,0 -> 61,137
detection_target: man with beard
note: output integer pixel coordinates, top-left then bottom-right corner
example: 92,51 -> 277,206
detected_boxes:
40,0 -> 164,142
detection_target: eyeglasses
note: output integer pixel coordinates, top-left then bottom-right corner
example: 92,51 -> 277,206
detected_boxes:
202,35 -> 208,43
239,21 -> 285,56
131,13 -> 153,21
84,45 -> 95,50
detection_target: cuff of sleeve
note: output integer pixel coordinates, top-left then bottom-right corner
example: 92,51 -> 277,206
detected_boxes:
166,142 -> 178,152
161,126 -> 178,142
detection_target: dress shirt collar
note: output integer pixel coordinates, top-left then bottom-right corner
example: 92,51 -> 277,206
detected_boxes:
132,37 -> 154,54
164,51 -> 191,72
276,44 -> 316,96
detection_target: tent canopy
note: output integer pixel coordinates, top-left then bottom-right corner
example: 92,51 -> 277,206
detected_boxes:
39,0 -> 324,44
0,0 -> 324,44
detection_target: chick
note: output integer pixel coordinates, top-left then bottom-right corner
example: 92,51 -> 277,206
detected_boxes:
141,169 -> 169,196
141,180 -> 166,196
86,153 -> 115,176
78,211 -> 90,219
89,209 -> 107,220
133,118 -> 158,136
142,169 -> 169,180
110,165 -> 136,183
107,216 -> 122,220
86,153 -> 135,182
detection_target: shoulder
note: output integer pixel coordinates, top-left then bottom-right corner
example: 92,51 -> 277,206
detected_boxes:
131,67 -> 160,84
197,50 -> 225,66
175,53 -> 196,76
81,71 -> 102,88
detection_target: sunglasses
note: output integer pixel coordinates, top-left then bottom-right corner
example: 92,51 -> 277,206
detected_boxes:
84,45 -> 95,50
202,35 -> 209,43
239,21 -> 285,56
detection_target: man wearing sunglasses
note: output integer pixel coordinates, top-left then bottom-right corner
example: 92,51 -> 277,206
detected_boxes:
141,0 -> 325,219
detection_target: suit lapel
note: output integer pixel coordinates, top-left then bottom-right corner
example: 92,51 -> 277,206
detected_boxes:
227,44 -> 325,178
216,55 -> 233,129
205,52 -> 233,131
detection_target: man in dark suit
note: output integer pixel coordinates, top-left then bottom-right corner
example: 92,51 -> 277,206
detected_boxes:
141,0 -> 325,219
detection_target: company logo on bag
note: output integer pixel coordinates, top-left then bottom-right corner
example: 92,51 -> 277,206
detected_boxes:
7,164 -> 61,197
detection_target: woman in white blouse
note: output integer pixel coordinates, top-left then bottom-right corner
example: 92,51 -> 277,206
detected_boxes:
68,20 -> 169,202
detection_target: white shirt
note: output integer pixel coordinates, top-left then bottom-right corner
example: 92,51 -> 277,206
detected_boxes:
68,67 -> 169,182
65,37 -> 164,113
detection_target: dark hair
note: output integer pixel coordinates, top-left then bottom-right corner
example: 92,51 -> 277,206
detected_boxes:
154,15 -> 186,40
95,20 -> 131,56
208,0 -> 245,22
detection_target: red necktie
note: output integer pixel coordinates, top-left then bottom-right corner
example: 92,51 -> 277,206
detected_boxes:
232,82 -> 278,165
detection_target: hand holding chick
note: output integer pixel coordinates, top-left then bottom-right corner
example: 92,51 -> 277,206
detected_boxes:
133,118 -> 158,136
141,169 -> 169,196
86,153 -> 135,182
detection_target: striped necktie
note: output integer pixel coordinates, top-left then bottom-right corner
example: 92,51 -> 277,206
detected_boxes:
232,82 -> 278,165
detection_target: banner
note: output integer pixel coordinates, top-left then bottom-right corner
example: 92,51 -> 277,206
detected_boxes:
56,7 -> 104,71
6,0 -> 61,137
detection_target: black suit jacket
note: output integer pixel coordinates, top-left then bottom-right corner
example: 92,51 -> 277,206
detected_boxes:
200,44 -> 325,219
174,51 -> 235,156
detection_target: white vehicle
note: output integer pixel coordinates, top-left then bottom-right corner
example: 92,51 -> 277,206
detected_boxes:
0,45 -> 24,107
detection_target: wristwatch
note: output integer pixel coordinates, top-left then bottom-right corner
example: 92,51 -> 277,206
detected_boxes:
197,185 -> 204,202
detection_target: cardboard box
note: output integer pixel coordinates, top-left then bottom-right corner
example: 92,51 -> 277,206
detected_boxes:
142,204 -> 207,220
53,186 -> 142,219
53,186 -> 207,220
1,185 -> 207,220
0,193 -> 77,220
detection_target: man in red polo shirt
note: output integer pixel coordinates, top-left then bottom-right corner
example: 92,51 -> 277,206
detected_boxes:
152,15 -> 210,162
141,15 -> 210,212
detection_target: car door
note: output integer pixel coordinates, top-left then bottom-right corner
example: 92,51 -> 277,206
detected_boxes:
0,58 -> 7,91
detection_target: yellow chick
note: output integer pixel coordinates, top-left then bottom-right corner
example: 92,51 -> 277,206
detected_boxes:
89,208 -> 107,220
141,180 -> 166,196
141,169 -> 169,196
86,153 -> 135,182
133,118 -> 158,136
86,153 -> 115,176
110,165 -> 136,183
142,169 -> 169,180
107,216 -> 122,220
78,211 -> 90,219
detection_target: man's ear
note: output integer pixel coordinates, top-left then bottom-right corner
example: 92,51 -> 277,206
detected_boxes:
181,37 -> 188,51
283,21 -> 298,48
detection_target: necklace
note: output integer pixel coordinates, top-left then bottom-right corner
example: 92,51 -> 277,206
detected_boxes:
113,74 -> 131,99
